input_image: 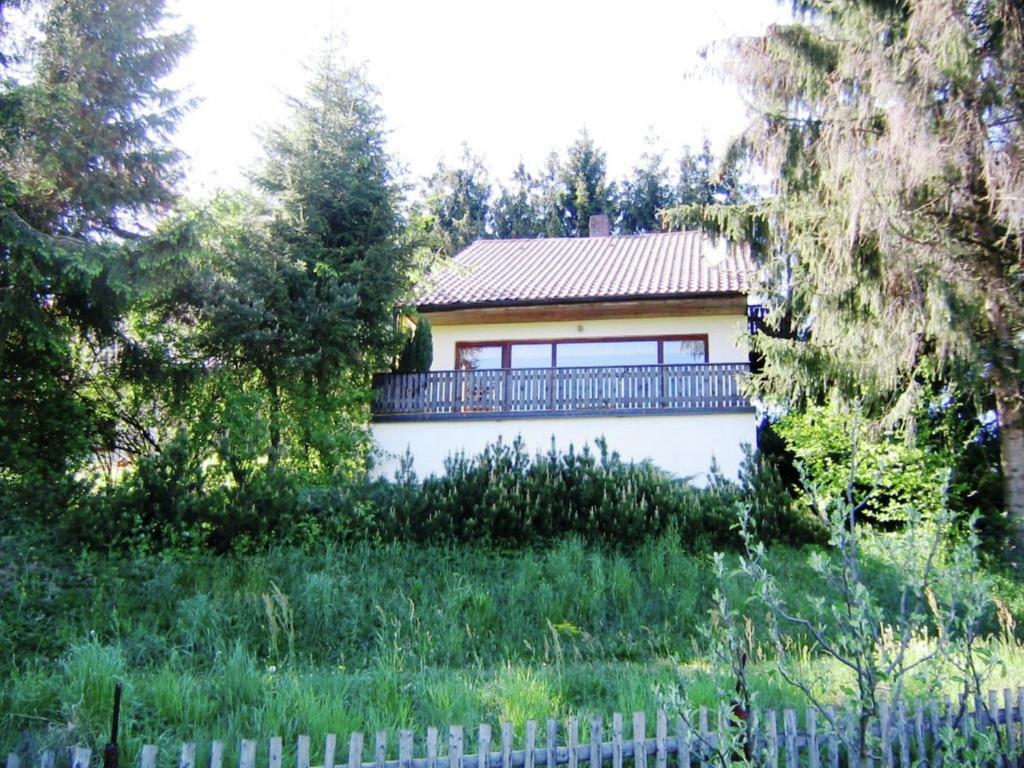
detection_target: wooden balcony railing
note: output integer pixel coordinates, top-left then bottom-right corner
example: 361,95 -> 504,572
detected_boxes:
371,363 -> 752,421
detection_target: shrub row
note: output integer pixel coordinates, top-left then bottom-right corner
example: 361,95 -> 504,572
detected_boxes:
5,438 -> 823,553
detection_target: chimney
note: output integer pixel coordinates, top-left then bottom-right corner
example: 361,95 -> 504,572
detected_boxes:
588,213 -> 611,237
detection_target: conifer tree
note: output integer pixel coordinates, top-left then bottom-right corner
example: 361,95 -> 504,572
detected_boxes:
0,0 -> 191,490
717,0 -> 1024,551
424,144 -> 492,255
617,138 -> 673,234
493,162 -> 543,239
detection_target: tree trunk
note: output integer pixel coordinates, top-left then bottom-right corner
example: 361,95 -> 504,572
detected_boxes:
987,293 -> 1024,562
997,389 -> 1024,563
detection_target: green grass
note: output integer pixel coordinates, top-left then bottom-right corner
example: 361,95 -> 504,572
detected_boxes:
2,531 -> 1023,761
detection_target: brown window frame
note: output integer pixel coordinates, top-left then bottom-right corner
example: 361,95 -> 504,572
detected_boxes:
454,334 -> 709,369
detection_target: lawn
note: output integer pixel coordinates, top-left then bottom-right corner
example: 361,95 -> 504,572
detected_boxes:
2,531 -> 1022,763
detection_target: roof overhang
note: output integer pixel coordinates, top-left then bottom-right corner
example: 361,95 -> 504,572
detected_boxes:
417,293 -> 748,326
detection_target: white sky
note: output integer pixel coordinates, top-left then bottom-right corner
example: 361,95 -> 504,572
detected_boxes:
167,0 -> 788,196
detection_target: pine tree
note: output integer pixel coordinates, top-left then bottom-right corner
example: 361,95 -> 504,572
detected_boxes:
424,145 -> 492,255
493,161 -> 543,239
175,54 -> 415,474
557,130 -> 615,236
617,138 -> 673,234
722,0 -> 1024,552
0,0 -> 191,490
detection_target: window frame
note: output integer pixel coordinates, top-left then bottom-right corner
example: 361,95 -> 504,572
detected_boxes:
454,334 -> 709,370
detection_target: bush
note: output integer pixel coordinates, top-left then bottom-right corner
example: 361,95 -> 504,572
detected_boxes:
36,436 -> 819,554
351,438 -> 822,550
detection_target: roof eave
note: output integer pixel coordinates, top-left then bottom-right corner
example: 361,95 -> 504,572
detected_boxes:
416,290 -> 749,314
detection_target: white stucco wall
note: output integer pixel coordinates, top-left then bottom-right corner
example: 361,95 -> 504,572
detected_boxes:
424,313 -> 749,369
371,411 -> 756,483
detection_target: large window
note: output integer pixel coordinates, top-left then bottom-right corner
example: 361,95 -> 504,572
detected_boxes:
455,335 -> 708,369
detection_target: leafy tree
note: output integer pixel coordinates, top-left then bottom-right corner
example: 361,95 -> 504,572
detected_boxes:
171,55 -> 415,478
616,138 -> 673,234
0,0 -> 191,493
492,161 -> 543,238
424,144 -> 492,255
701,0 -> 1024,551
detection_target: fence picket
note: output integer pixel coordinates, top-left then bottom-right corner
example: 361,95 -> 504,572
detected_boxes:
270,737 -> 283,768
210,742 -> 224,768
806,708 -> 818,768
633,713 -> 646,768
427,728 -> 438,768
783,710 -> 797,768
525,721 -> 536,768
912,704 -> 925,767
697,708 -> 708,768
896,701 -> 910,768
399,733 -> 413,768
929,700 -> 942,768
477,725 -> 491,768
547,720 -> 558,768
590,717 -> 602,768
1017,688 -> 1024,760
239,741 -> 256,768
376,732 -> 388,768
612,714 -> 623,768
655,709 -> 666,768
39,752 -> 54,768
844,710 -> 860,768
7,755 -> 19,768
141,745 -> 158,768
349,733 -> 365,768
824,707 -> 838,768
1006,689 -> 1018,756
297,736 -> 310,768
325,736 -> 337,768
765,710 -> 778,768
568,717 -> 579,768
449,726 -> 463,768
181,743 -> 196,768
70,749 -> 90,768
879,700 -> 893,768
501,723 -> 512,768
675,716 -> 690,768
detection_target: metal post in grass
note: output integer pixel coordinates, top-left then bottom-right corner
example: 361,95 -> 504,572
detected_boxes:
103,683 -> 122,768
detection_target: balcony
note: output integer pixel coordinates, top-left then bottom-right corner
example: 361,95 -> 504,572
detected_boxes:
371,363 -> 753,421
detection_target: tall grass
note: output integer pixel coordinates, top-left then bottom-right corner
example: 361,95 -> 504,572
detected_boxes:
2,531 -> 1022,760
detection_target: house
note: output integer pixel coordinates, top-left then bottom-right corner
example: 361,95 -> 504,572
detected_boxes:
370,215 -> 758,481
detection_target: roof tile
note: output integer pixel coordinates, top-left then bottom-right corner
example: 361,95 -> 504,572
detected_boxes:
417,231 -> 753,309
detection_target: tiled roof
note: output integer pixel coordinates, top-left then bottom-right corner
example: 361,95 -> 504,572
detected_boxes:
416,231 -> 754,310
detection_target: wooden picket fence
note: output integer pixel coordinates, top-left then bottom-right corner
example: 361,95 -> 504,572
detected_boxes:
9,688 -> 1024,768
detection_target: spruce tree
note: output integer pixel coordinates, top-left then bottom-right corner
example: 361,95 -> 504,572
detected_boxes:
719,0 -> 1024,552
424,144 -> 492,255
0,0 -> 191,491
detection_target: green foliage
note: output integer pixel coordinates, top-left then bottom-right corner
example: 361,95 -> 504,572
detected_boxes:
396,317 -> 433,373
492,162 -> 544,239
359,438 -> 820,549
616,137 -> 673,235
0,0 -> 191,494
552,130 -> 616,237
1,528 -> 1022,757
424,145 -> 492,256
711,0 -> 1024,541
775,402 -> 952,524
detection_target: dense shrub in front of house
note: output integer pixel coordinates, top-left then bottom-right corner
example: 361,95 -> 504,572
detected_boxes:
353,438 -> 824,550
6,438 -> 821,553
